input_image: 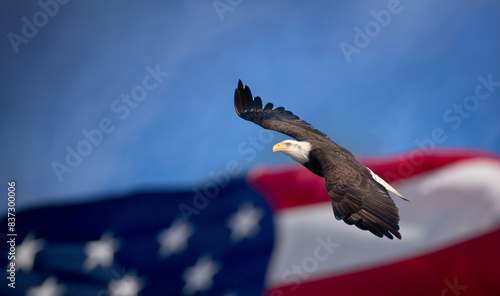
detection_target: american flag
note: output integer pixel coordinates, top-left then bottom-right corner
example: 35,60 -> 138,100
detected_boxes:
0,179 -> 274,296
2,149 -> 500,296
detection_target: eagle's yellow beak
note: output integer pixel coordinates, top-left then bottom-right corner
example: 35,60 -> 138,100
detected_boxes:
273,143 -> 288,152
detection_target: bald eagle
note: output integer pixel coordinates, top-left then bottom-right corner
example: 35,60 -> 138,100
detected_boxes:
234,80 -> 408,240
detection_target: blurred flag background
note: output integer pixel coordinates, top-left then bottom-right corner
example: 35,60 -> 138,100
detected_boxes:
1,1 -> 500,295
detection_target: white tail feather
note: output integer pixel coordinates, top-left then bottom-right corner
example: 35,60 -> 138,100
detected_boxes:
367,168 -> 409,201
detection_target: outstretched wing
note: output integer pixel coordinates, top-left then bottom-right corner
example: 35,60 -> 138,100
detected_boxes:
234,80 -> 328,142
322,157 -> 402,240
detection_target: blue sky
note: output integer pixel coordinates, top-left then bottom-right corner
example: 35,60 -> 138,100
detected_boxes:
1,0 -> 500,211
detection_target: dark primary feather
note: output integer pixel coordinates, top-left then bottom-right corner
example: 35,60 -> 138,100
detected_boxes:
234,80 -> 329,142
234,80 -> 402,240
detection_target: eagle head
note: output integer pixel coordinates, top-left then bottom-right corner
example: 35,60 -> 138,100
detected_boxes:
272,140 -> 312,164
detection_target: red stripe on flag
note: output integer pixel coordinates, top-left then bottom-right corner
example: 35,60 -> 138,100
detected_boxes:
248,164 -> 328,211
265,227 -> 500,296
360,148 -> 498,183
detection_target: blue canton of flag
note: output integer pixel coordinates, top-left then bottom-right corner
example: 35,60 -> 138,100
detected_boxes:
0,179 -> 274,296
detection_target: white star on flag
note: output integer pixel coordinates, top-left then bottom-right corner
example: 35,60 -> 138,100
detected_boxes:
227,202 -> 264,242
182,255 -> 221,295
26,276 -> 65,296
17,232 -> 45,272
108,273 -> 144,296
157,218 -> 194,258
83,232 -> 120,272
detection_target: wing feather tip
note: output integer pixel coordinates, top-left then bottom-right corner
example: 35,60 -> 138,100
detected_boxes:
234,80 -> 265,117
254,96 -> 263,111
234,88 -> 243,117
333,205 -> 402,240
